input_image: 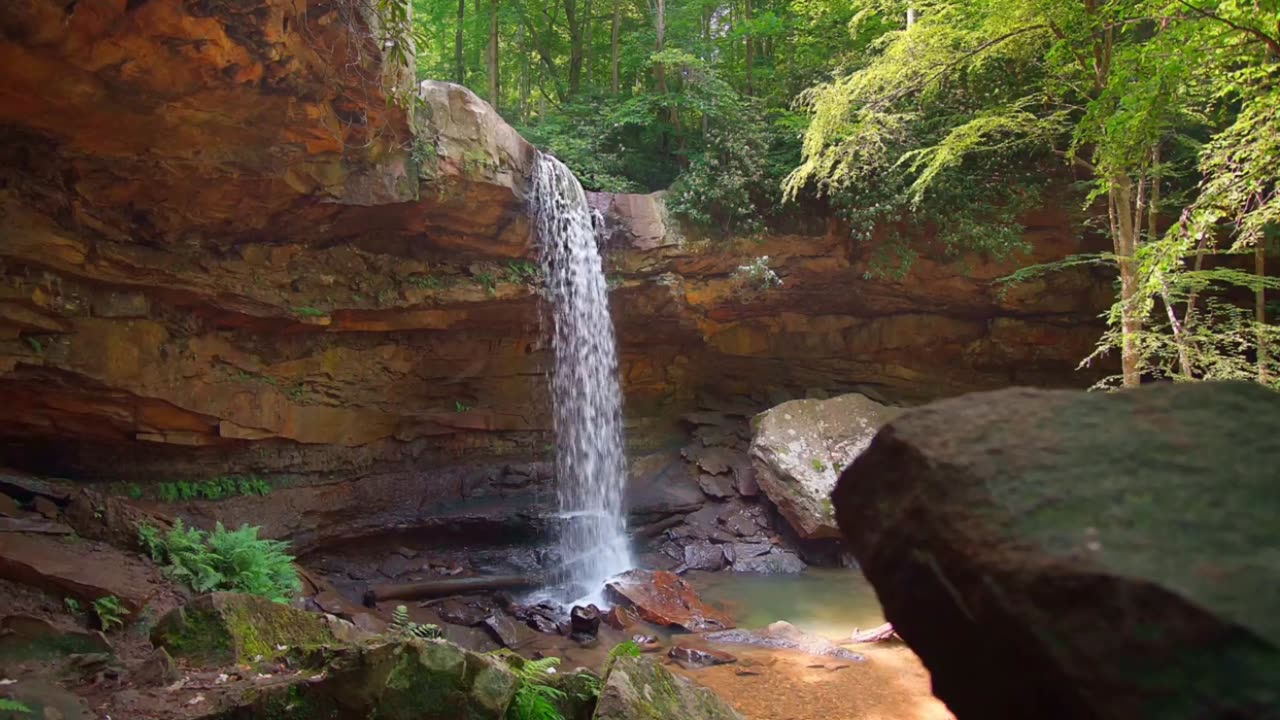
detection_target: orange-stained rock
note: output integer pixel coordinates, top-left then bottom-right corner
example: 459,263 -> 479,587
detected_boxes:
606,569 -> 734,632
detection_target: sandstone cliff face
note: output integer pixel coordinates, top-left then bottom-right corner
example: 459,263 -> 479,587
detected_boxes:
0,1 -> 1109,529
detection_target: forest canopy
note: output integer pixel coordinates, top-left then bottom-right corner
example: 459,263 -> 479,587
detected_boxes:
402,0 -> 1280,388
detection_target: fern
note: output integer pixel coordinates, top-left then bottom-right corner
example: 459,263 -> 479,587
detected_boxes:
0,699 -> 30,715
507,657 -> 567,720
137,520 -> 301,603
390,605 -> 443,639
92,595 -> 129,632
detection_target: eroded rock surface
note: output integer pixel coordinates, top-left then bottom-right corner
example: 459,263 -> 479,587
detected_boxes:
750,393 -> 903,540
594,655 -> 744,720
834,382 -> 1280,720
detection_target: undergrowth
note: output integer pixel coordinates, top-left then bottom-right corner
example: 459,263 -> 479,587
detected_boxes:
92,595 -> 129,632
0,698 -> 30,716
137,520 -> 301,603
156,475 -> 272,502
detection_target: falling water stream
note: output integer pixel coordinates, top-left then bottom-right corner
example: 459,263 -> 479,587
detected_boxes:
533,153 -> 634,604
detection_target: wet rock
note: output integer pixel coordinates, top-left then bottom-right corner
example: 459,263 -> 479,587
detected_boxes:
0,493 -> 19,517
152,592 -> 337,666
436,597 -> 498,627
603,606 -> 637,631
512,602 -> 563,635
730,548 -> 806,575
632,634 -> 664,653
682,540 -> 727,571
697,474 -> 737,499
725,542 -> 771,564
0,614 -> 113,661
668,644 -> 737,669
481,613 -> 531,649
834,382 -> 1280,720
130,646 -> 179,687
720,509 -> 760,537
594,655 -> 744,720
706,622 -> 864,662
313,590 -> 358,618
628,453 -> 707,522
31,495 -> 59,519
734,466 -> 760,497
569,605 -> 601,640
605,570 -> 733,632
682,446 -> 738,475
751,393 -> 904,539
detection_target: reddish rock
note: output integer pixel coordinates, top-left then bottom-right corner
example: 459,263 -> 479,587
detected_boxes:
603,605 -> 637,631
606,570 -> 734,632
0,532 -> 167,610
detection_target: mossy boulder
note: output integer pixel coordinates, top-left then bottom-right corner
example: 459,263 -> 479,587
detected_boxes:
151,592 -> 337,666
210,639 -> 518,720
593,656 -> 743,720
834,382 -> 1280,720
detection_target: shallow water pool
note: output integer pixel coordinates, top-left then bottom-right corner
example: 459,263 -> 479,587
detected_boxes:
685,567 -> 886,641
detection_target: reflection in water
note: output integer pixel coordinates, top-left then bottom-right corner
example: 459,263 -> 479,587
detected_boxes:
686,568 -> 885,641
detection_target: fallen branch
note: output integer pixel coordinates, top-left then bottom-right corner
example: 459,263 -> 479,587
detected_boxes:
364,575 -> 542,605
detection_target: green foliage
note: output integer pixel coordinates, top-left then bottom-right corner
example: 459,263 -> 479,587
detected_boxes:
608,640 -> 642,659
290,306 -> 327,318
137,520 -> 301,603
810,459 -> 827,472
0,699 -> 30,715
390,605 -> 444,639
454,400 -> 472,413
156,475 -> 272,503
63,597 -> 81,614
473,272 -> 497,296
23,336 -> 42,354
408,274 -> 443,290
507,656 -> 567,720
505,261 -> 540,284
92,595 -> 129,632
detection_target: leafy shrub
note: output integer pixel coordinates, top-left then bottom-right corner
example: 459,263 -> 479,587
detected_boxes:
63,597 -> 82,614
608,640 -> 642,659
92,595 -> 129,632
137,520 -> 301,603
732,256 -> 783,293
390,605 -> 442,640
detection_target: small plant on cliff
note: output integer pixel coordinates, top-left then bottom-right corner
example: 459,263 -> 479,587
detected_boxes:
290,306 -> 327,318
454,401 -> 472,413
732,256 -> 783,295
811,459 -> 828,472
137,520 -> 301,603
408,274 -> 443,290
23,336 -> 42,354
473,272 -> 497,297
156,475 -> 272,502
92,595 -> 129,632
0,699 -> 31,716
390,605 -> 443,639
504,261 -> 540,285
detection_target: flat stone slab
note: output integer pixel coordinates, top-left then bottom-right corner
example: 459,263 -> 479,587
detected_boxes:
0,532 -> 167,609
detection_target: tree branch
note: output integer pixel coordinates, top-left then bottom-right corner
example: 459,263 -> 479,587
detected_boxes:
1178,0 -> 1280,56
868,24 -> 1051,110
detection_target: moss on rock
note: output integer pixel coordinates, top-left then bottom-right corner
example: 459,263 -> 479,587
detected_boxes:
593,656 -> 743,720
151,593 -> 336,666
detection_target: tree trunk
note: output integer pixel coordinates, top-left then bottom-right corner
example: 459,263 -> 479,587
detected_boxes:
1258,244 -> 1269,383
744,0 -> 754,96
1111,177 -> 1142,388
487,0 -> 500,107
610,5 -> 620,93
565,0 -> 584,98
455,0 -> 467,85
584,0 -> 594,92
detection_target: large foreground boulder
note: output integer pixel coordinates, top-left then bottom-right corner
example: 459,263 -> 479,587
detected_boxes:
750,393 -> 902,539
833,382 -> 1280,720
152,592 -> 337,665
593,655 -> 743,720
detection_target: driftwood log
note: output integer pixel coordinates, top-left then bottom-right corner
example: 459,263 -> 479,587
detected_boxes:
364,575 -> 542,606
850,622 -> 900,643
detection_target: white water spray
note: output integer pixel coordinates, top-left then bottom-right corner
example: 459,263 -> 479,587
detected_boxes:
533,153 -> 634,603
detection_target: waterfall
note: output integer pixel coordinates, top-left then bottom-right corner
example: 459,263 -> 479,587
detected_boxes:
532,153 -> 634,603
